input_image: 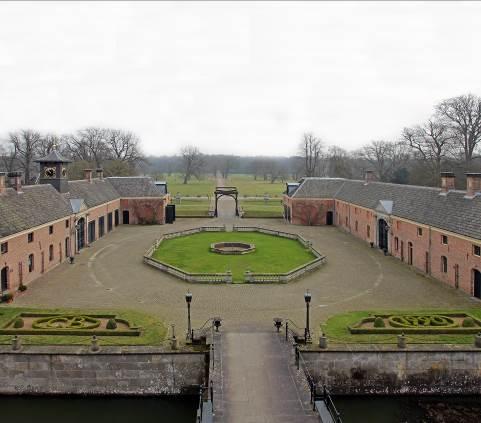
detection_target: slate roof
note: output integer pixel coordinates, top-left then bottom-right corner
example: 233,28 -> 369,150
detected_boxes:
34,150 -> 72,163
0,175 -> 167,239
290,178 -> 346,198
107,177 -> 165,198
0,185 -> 72,238
290,177 -> 481,241
65,179 -> 120,209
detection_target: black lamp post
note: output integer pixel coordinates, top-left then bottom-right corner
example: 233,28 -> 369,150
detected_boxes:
304,290 -> 311,342
185,291 -> 192,340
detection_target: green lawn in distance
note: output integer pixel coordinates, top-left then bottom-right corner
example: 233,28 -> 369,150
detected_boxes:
226,174 -> 286,197
165,174 -> 216,197
152,232 -> 315,281
174,199 -> 212,217
240,199 -> 283,218
323,309 -> 481,345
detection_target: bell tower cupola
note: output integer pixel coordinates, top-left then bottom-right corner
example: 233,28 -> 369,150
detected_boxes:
35,149 -> 72,193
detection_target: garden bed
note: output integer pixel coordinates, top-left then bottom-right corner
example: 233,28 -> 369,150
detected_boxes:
348,313 -> 481,334
0,308 -> 167,346
0,312 -> 141,336
323,309 -> 481,345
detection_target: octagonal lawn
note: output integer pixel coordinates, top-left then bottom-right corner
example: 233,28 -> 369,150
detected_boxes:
152,231 -> 316,281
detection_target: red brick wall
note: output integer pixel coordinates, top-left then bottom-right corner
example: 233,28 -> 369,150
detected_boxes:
284,196 -> 334,226
285,196 -> 481,298
429,229 -> 481,294
0,217 -> 72,292
121,198 -> 167,225
82,199 -> 121,244
390,219 -> 431,274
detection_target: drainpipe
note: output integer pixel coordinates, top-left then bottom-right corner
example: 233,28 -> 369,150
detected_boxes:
428,225 -> 432,276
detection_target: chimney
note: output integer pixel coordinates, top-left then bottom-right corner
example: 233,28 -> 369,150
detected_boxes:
84,169 -> 93,183
440,171 -> 455,193
364,170 -> 375,184
8,171 -> 22,192
465,173 -> 481,197
96,168 -> 104,180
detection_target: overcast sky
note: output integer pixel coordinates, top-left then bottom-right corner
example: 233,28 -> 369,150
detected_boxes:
1,1 -> 480,156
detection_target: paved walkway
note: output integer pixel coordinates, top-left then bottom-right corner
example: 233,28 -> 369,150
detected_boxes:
12,217 -> 477,337
212,326 -> 318,423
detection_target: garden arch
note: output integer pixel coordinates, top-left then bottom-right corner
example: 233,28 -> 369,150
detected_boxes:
214,187 -> 239,217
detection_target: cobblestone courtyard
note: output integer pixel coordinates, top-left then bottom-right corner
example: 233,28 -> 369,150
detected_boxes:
11,217 -> 478,338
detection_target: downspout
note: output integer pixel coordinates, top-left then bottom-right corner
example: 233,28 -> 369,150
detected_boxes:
428,225 -> 432,276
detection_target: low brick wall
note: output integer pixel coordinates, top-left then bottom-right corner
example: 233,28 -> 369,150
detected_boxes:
0,345 -> 207,396
300,346 -> 481,395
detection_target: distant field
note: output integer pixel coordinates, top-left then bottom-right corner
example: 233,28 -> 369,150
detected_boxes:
165,174 -> 216,197
225,174 -> 285,197
173,199 -> 212,217
240,199 -> 284,218
162,173 -> 286,198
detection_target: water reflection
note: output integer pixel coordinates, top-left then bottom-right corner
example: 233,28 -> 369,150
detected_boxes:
0,396 -> 197,423
334,395 -> 481,423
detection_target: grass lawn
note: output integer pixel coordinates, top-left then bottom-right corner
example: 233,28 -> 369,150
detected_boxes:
174,199 -> 212,217
0,307 -> 167,346
166,173 -> 216,197
153,232 -> 315,282
226,174 -> 285,197
323,309 -> 481,345
240,199 -> 284,218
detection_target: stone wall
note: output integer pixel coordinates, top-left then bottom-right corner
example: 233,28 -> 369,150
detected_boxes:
0,345 -> 207,396
300,346 -> 481,395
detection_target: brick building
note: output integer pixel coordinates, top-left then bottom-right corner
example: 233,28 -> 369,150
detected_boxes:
283,171 -> 481,298
0,150 -> 170,295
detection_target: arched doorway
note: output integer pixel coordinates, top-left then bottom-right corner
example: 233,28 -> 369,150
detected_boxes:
473,269 -> 481,299
76,217 -> 85,251
326,211 -> 333,225
378,219 -> 388,251
1,266 -> 8,291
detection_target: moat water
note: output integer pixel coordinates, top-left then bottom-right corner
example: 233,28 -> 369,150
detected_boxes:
0,396 -> 198,423
335,395 -> 481,423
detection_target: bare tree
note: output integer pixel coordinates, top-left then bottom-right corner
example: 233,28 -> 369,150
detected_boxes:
68,127 -> 108,167
8,129 -> 42,183
402,119 -> 454,186
327,146 -> 352,178
37,133 -> 69,157
436,94 -> 481,168
181,146 -> 204,184
0,141 -> 17,173
299,133 -> 323,177
106,129 -> 144,165
359,140 -> 410,182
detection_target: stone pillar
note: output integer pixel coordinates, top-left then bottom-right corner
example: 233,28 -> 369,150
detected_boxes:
319,333 -> 328,349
